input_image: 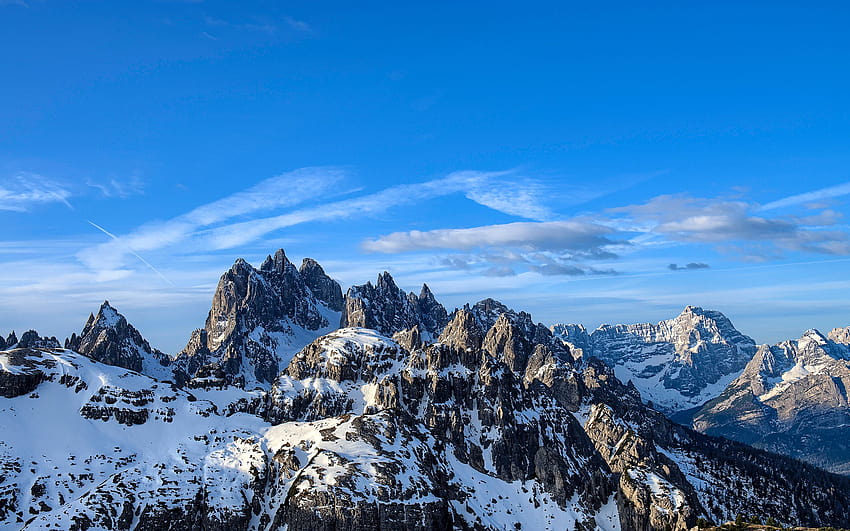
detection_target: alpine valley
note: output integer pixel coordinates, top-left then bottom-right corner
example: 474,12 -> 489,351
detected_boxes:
2,249 -> 849,531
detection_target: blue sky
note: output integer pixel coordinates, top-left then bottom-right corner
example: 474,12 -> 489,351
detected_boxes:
1,0 -> 849,352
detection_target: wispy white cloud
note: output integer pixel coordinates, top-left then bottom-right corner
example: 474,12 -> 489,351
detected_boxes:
0,174 -> 73,211
760,181 -> 850,211
77,167 -> 345,272
465,182 -> 554,221
87,221 -> 174,285
283,16 -> 311,32
86,176 -> 145,198
197,170 -> 551,249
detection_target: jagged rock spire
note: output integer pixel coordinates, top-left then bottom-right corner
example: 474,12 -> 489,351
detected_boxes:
67,301 -> 169,376
174,249 -> 343,386
341,271 -> 448,340
299,257 -> 344,312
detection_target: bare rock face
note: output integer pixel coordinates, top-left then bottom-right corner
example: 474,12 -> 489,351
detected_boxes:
553,305 -> 757,413
573,357 -> 850,530
829,326 -> 850,345
0,348 -> 48,397
11,330 -> 60,350
266,326 -> 615,529
173,249 -> 342,387
3,331 -> 17,349
299,258 -> 344,312
340,272 -> 448,341
693,328 -> 850,474
66,301 -> 170,379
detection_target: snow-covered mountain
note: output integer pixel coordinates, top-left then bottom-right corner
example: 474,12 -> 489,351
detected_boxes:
3,322 -> 850,530
693,327 -> 850,474
173,249 -> 343,388
553,306 -> 757,413
66,300 -> 173,381
3,248 -> 850,530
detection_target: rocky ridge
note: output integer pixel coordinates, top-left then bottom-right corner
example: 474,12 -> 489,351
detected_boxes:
553,306 -> 757,413
693,327 -> 850,474
173,249 -> 343,387
2,250 -> 850,530
340,273 -> 448,341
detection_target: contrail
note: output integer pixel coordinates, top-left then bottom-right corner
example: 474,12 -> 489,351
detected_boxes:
87,221 -> 175,286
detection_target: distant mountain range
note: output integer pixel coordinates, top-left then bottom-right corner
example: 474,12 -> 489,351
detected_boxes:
1,248 -> 849,530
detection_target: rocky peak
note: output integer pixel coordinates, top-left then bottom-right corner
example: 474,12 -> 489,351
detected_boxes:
341,271 -> 448,340
174,250 -> 340,387
469,298 -> 513,331
66,301 -> 170,378
437,309 -> 483,353
829,326 -> 850,345
482,313 -> 534,374
693,325 -> 850,473
4,331 -> 17,349
259,248 -> 291,274
407,283 -> 449,335
570,307 -> 757,413
376,270 -> 397,291
299,257 -> 344,311
14,330 -> 60,350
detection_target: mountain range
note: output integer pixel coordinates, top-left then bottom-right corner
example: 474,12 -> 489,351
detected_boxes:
1,248 -> 849,530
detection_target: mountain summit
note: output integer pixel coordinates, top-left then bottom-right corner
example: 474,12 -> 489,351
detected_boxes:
66,301 -> 172,380
173,249 -> 343,387
694,327 -> 850,474
553,305 -> 757,413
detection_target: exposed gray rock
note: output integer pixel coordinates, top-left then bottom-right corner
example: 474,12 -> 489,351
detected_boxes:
340,272 -> 448,340
0,348 -> 48,398
830,326 -> 850,345
693,328 -> 850,474
553,305 -> 757,413
173,249 -> 341,387
299,257 -> 344,312
15,330 -> 60,350
66,301 -> 171,379
573,358 -> 850,530
267,326 -> 614,529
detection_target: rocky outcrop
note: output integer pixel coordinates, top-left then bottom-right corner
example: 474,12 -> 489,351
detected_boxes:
267,324 -> 614,529
693,328 -> 850,474
10,330 -> 60,350
3,331 -> 17,349
173,249 -> 342,387
553,306 -> 757,413
340,272 -> 448,340
66,301 -> 171,379
299,257 -> 344,312
829,326 -> 850,345
573,357 -> 850,530
0,348 -> 48,397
